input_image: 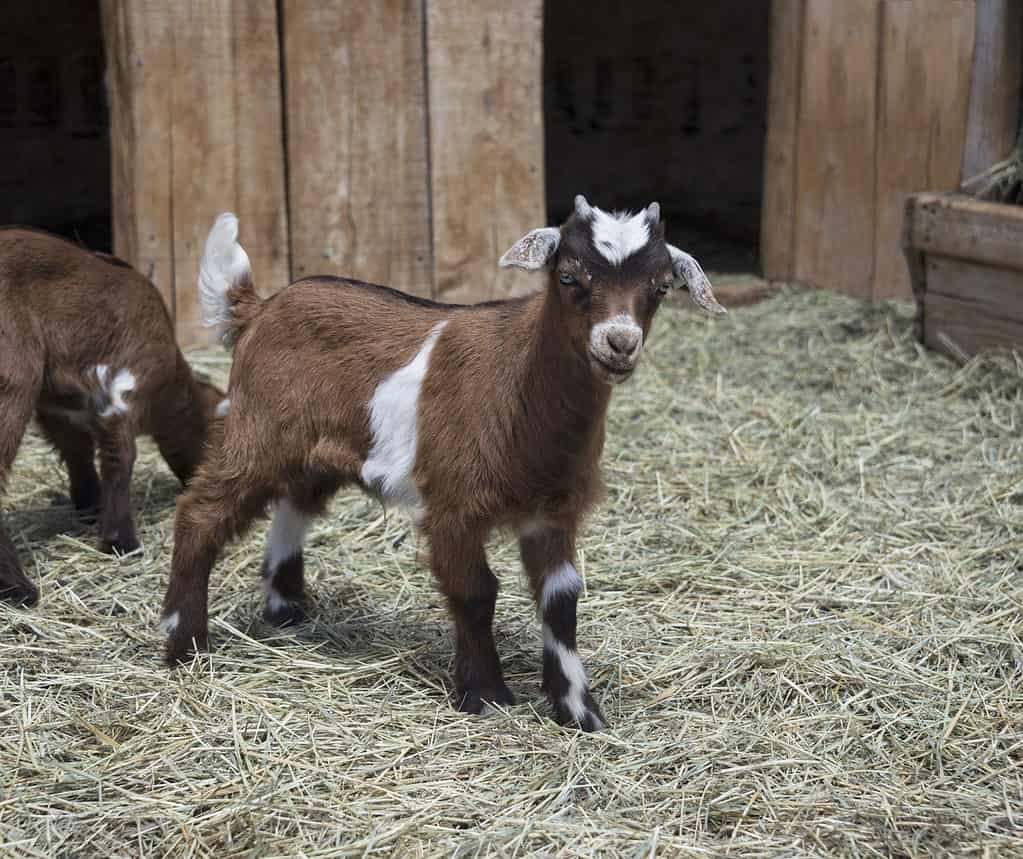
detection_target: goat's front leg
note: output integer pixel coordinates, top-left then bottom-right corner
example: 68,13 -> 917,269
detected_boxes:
95,419 -> 138,553
428,528 -> 514,714
520,526 -> 604,731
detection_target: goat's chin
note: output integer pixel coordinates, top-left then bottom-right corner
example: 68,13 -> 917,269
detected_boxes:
589,354 -> 635,386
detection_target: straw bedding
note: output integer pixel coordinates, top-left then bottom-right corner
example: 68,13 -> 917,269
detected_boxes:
1,287 -> 1021,857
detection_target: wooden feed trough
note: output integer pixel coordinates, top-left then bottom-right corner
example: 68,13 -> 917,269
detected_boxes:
904,194 -> 1023,359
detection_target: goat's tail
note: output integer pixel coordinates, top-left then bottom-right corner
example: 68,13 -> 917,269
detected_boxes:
198,213 -> 260,347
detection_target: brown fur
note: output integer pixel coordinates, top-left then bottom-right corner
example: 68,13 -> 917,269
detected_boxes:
161,203 -> 720,731
0,228 -> 225,606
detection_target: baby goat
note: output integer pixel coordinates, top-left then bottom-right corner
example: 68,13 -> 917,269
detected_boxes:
160,197 -> 723,730
0,229 -> 226,606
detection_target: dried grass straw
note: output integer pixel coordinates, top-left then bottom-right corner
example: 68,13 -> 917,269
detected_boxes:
2,287 -> 1022,857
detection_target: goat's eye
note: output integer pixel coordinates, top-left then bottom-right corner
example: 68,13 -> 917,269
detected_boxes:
655,281 -> 671,297
559,272 -> 578,287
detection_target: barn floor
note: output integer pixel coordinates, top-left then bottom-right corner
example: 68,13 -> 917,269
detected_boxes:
2,288 -> 1022,857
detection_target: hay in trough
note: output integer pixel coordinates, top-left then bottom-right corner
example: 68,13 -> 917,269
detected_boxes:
2,287 -> 1022,857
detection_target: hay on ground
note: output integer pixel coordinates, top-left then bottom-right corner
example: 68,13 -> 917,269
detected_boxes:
1,287 -> 1022,857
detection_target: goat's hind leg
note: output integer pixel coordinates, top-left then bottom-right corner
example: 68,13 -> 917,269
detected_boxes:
0,370 -> 40,606
161,465 -> 270,664
428,528 -> 514,714
95,417 -> 138,553
36,410 -> 100,516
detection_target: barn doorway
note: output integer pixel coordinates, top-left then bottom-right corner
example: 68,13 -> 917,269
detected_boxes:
543,0 -> 770,274
0,1 -> 111,250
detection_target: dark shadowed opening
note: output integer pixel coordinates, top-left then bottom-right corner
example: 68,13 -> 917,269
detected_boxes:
543,1 -> 770,274
0,1 -> 111,250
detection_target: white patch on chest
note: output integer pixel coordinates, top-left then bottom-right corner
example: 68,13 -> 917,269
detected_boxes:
590,207 -> 650,266
361,321 -> 448,507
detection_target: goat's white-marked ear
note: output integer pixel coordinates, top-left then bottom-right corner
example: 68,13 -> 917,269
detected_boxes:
645,202 -> 660,225
667,244 -> 726,315
498,227 -> 560,271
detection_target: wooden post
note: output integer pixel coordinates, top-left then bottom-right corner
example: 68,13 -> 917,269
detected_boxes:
281,0 -> 432,296
760,0 -> 804,282
425,0 -> 546,303
960,0 -> 1022,182
100,0 -> 289,346
872,0 -> 976,300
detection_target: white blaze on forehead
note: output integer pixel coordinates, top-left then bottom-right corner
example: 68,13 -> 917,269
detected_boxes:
264,498 -> 311,571
589,207 -> 651,266
361,321 -> 448,507
540,562 -> 583,615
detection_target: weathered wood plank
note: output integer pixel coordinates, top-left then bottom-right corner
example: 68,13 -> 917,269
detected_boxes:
101,0 -> 174,310
101,0 -> 289,346
426,0 -> 546,303
923,258 -> 1023,357
760,0 -> 804,281
283,0 -> 432,295
961,0 -> 1022,181
910,193 -> 1023,272
872,0 -> 976,301
792,0 -> 880,299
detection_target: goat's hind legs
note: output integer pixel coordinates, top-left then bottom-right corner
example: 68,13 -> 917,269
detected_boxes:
36,409 -> 101,517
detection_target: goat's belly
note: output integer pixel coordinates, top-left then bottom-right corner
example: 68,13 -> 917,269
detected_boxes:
359,321 -> 447,509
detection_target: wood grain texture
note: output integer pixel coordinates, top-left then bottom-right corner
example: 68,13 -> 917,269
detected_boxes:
961,0 -> 1022,181
923,258 -> 1023,358
792,0 -> 881,299
101,0 -> 174,311
282,0 -> 432,295
760,0 -> 804,281
910,193 -> 1023,272
872,0 -> 976,301
426,0 -> 546,303
101,0 -> 288,346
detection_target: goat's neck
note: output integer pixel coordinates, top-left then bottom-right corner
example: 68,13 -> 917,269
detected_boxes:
510,287 -> 611,452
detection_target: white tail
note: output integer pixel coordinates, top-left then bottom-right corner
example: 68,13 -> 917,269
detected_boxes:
198,213 -> 251,329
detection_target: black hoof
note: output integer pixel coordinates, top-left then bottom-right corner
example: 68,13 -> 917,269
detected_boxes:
263,599 -> 306,628
550,690 -> 605,732
0,579 -> 39,607
456,682 -> 516,715
103,534 -> 140,555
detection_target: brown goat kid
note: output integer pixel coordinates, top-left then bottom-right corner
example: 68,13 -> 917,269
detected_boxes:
160,197 -> 723,731
0,229 -> 226,606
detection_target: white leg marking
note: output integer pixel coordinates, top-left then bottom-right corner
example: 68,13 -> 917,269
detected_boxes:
543,623 -> 598,727
265,587 -> 289,614
158,611 -> 180,635
215,398 -> 230,418
93,364 -> 136,417
589,207 -> 651,266
539,562 -> 582,616
264,499 -> 311,572
361,321 -> 448,507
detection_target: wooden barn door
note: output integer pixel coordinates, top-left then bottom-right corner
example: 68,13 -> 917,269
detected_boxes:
761,0 -> 978,301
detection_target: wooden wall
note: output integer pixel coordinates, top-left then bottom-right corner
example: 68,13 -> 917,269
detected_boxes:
98,0 -> 994,344
761,0 -> 979,301
101,0 -> 545,343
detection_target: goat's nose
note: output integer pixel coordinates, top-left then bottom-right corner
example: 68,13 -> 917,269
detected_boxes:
607,327 -> 640,357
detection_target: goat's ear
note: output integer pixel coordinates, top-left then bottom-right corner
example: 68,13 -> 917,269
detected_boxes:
667,244 -> 726,315
498,227 -> 560,271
